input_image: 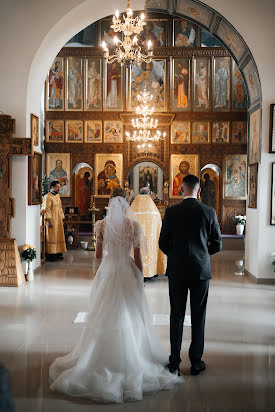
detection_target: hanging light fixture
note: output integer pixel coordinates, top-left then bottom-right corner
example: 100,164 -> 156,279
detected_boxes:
126,87 -> 166,146
101,0 -> 153,67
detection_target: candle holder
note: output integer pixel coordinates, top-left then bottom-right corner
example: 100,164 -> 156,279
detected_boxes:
87,202 -> 99,251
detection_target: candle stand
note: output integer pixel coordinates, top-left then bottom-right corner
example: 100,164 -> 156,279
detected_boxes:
87,202 -> 99,251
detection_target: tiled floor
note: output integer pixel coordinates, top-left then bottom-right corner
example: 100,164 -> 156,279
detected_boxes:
0,250 -> 274,412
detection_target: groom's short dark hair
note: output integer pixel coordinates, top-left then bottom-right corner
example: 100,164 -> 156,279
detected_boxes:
182,175 -> 199,191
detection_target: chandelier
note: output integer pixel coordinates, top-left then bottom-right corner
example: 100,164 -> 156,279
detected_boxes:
101,0 -> 153,67
125,88 -> 166,146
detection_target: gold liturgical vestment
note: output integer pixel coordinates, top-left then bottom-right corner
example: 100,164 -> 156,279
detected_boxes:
45,192 -> 67,254
130,195 -> 166,278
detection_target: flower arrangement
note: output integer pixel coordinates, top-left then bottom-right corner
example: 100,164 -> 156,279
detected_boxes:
21,245 -> 37,261
235,215 -> 246,225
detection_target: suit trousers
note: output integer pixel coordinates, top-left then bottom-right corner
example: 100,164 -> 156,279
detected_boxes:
168,276 -> 209,368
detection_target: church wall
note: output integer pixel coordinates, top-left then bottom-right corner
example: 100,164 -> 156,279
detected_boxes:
0,0 -> 274,278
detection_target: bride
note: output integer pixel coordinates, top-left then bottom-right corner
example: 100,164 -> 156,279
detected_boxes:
49,188 -> 183,403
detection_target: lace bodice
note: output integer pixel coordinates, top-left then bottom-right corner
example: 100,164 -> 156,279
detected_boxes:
95,217 -> 142,255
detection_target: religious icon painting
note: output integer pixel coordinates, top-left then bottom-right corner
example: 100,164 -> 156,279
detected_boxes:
46,153 -> 71,197
170,154 -> 199,199
223,154 -> 247,200
192,122 -> 210,144
65,57 -> 84,111
212,57 -> 230,111
65,120 -> 83,143
75,165 -> 93,220
248,163 -> 258,208
193,58 -> 210,111
100,18 -> 117,47
104,121 -> 123,143
200,168 -> 219,218
249,107 -> 261,164
104,62 -> 123,111
137,19 -> 168,47
84,121 -> 102,143
243,59 -> 261,105
95,153 -> 123,198
171,122 -> 191,144
46,120 -> 64,143
216,19 -> 246,62
173,18 -> 198,47
46,57 -> 64,111
212,122 -> 230,143
31,114 -> 39,146
130,60 -> 166,112
232,122 -> 247,144
85,59 -> 102,111
139,166 -> 158,194
28,152 -> 42,205
171,58 -> 191,111
201,28 -> 223,47
232,60 -> 247,111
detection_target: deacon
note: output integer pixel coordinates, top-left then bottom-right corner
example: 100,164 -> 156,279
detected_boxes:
45,180 -> 67,261
130,187 -> 166,280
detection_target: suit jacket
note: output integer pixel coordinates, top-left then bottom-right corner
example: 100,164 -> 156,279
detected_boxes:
159,198 -> 222,280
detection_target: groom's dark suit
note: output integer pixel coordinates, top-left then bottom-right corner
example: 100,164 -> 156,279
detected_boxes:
159,198 -> 222,369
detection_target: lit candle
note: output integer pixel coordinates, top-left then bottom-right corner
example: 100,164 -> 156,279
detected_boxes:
147,40 -> 152,49
115,9 -> 119,18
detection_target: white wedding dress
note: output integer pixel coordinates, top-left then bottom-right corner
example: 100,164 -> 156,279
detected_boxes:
49,197 -> 182,403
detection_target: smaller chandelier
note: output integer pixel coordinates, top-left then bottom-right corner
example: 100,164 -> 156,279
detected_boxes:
126,87 -> 166,145
101,1 -> 153,67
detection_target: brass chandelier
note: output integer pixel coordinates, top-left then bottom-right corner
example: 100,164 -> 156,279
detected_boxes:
101,0 -> 153,67
125,88 -> 166,147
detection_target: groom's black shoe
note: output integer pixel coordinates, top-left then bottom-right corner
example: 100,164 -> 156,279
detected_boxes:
191,360 -> 206,376
166,363 -> 181,376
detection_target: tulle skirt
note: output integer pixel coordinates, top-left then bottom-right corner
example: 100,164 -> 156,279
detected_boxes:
49,255 -> 183,403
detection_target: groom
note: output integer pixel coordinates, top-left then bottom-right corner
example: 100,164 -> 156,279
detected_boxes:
159,175 -> 222,376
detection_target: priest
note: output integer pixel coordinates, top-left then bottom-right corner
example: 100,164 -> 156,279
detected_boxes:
45,180 -> 67,261
130,187 -> 166,280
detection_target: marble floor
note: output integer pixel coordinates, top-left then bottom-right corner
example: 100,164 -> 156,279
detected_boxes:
0,250 -> 274,412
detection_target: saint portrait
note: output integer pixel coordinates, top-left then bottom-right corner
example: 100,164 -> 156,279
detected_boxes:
47,57 -> 64,110
192,122 -> 210,143
85,59 -> 102,110
31,114 -> 39,146
95,154 -> 123,197
212,122 -> 230,143
65,57 -> 83,110
170,154 -> 199,199
232,122 -> 247,144
84,121 -> 102,143
28,152 -> 42,205
105,62 -> 122,110
137,19 -> 167,47
104,121 -> 123,143
46,120 -> 64,143
224,154 -> 247,200
249,108 -> 261,164
130,60 -> 166,111
200,168 -> 219,217
213,58 -> 230,111
173,19 -> 197,47
139,166 -> 158,194
232,61 -> 247,110
171,122 -> 191,144
75,166 -> 93,219
65,121 -> 83,143
248,163 -> 258,208
193,59 -> 210,111
172,59 -> 190,111
46,153 -> 70,197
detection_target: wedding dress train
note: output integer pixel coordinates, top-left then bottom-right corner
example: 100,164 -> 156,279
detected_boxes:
49,197 -> 182,403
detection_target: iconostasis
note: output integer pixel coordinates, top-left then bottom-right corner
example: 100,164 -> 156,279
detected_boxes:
44,13 -> 248,233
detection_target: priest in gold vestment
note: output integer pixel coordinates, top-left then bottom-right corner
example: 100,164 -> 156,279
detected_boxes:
45,180 -> 67,261
130,187 -> 166,279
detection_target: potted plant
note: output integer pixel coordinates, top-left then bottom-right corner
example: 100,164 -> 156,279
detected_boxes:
21,245 -> 37,281
235,215 -> 246,236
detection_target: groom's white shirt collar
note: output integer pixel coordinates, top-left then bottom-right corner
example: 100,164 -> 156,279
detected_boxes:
183,195 -> 197,200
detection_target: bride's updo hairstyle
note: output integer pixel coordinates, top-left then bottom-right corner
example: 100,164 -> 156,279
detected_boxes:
110,187 -> 129,203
